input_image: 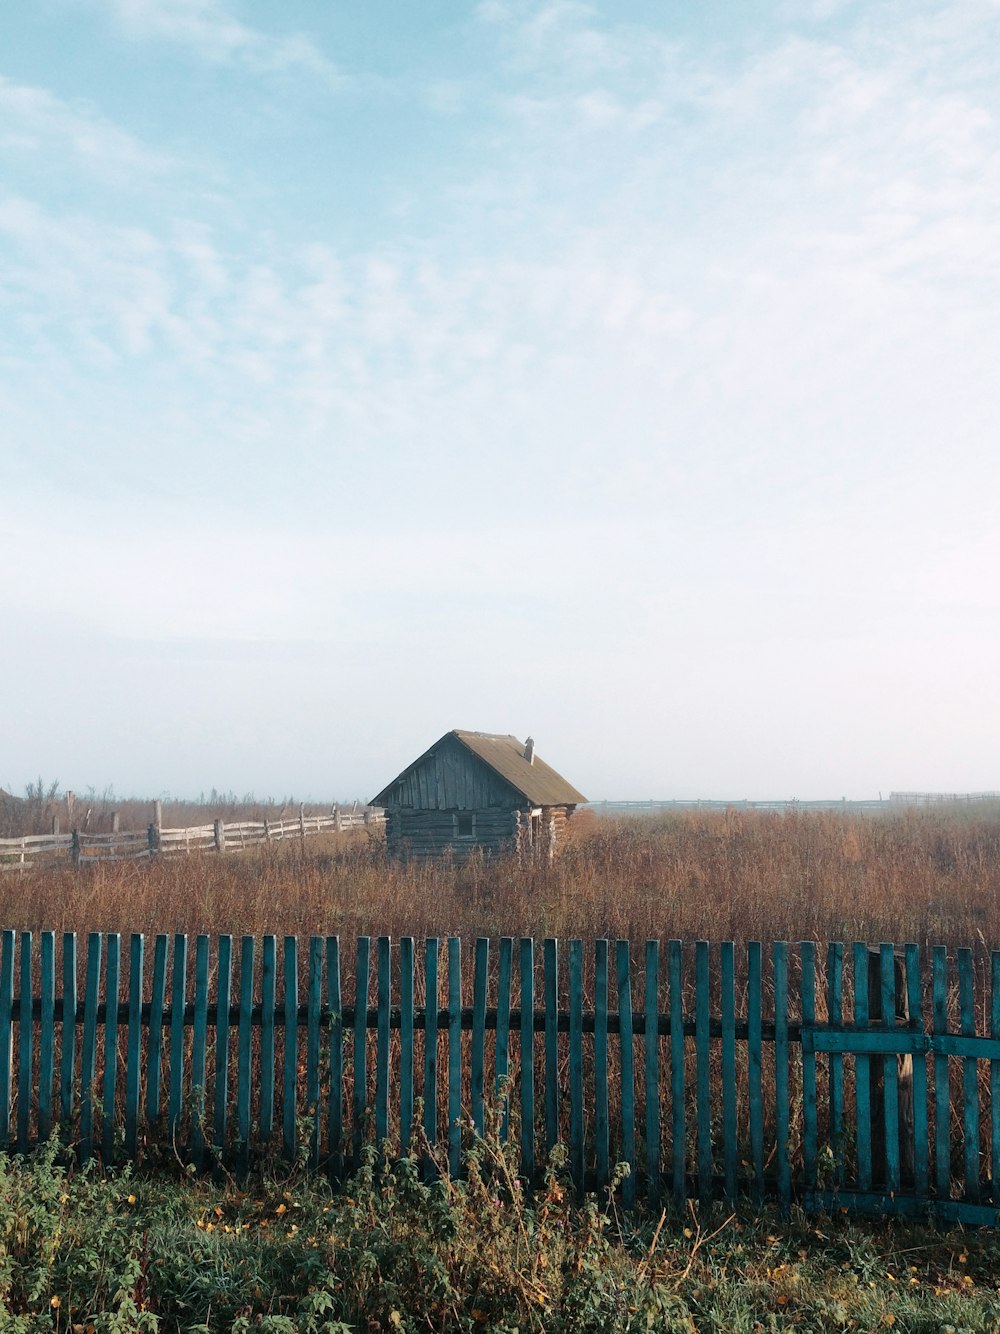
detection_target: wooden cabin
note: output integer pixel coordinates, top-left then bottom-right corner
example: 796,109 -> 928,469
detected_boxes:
371,730 -> 587,862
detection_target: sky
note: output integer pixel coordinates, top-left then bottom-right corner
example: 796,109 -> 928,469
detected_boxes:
2,0 -> 1000,803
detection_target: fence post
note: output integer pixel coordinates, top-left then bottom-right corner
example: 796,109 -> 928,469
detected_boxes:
51,815 -> 59,836
334,805 -> 342,834
111,811 -> 120,834
299,803 -> 306,849
71,830 -> 81,868
147,824 -> 159,857
153,800 -> 162,833
214,819 -> 225,854
867,946 -> 914,1189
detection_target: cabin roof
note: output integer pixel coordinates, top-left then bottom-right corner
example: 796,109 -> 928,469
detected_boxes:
371,730 -> 587,808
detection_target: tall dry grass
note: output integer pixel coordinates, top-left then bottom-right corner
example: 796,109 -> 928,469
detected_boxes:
4,804 -> 1000,952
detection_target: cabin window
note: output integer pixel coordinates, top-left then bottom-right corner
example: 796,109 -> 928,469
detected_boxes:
454,812 -> 475,839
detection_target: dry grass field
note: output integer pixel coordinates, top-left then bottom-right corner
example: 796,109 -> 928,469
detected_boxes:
5,804 -> 1000,954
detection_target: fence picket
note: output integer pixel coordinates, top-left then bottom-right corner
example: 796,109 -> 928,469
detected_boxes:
214,935 -> 233,1168
307,936 -> 324,1168
168,934 -> 188,1146
854,942 -> 872,1192
958,949 -> 979,1203
747,941 -> 763,1203
237,936 -> 255,1176
79,933 -> 102,1164
594,939 -> 610,1193
327,936 -> 343,1182
376,936 -> 391,1148
496,937 -> 513,1142
827,942 -> 844,1185
17,933 -> 32,1152
932,946 -> 950,1201
39,932 -> 55,1143
353,937 -> 370,1169
146,934 -> 168,1131
283,936 -> 299,1163
800,942 -> 817,1198
774,941 -> 790,1213
720,941 -> 737,1201
448,937 -> 462,1178
472,938 -> 489,1138
0,930 -> 13,1148
906,944 -> 928,1197
879,943 -> 900,1194
102,934 -> 122,1165
424,938 -> 439,1172
124,933 -> 144,1159
617,940 -> 636,1210
644,940 -> 661,1205
695,940 -> 711,1204
669,939 -> 685,1208
568,938 -> 584,1196
400,937 -> 414,1152
519,938 -> 534,1181
544,939 -> 559,1154
993,952 -> 1000,1206
190,935 -> 209,1170
60,932 -> 77,1129
260,936 -> 276,1146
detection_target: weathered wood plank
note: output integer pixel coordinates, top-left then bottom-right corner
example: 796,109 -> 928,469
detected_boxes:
448,937 -> 462,1178
124,933 -> 145,1159
38,932 -> 55,1143
644,939 -> 661,1205
472,938 -> 489,1138
747,941 -> 763,1203
695,940 -> 712,1204
519,937 -> 534,1180
617,939 -> 636,1210
594,939 -> 610,1193
400,937 -> 414,1152
327,936 -> 343,1182
669,939 -> 685,1208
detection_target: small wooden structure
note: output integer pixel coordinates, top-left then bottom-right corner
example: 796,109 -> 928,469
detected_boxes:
371,730 -> 587,862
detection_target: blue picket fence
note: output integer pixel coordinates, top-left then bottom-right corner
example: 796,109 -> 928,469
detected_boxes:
1,929 -> 999,1223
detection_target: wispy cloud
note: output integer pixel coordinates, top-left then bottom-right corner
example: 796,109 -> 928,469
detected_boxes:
103,0 -> 342,80
0,75 -> 171,183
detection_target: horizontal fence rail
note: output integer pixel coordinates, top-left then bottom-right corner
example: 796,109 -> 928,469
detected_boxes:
2,930 -> 1000,1224
0,806 -> 385,869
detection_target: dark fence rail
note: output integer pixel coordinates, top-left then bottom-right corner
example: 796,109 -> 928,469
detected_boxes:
1,929 -> 999,1225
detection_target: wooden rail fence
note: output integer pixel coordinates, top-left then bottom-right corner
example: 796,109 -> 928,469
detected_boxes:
0,805 -> 385,869
2,930 -> 1000,1224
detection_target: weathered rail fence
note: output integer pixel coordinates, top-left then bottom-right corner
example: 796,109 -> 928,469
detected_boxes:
0,805 -> 385,869
1,930 -> 999,1224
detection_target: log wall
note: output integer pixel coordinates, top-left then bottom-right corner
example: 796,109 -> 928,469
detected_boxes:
386,808 -> 519,862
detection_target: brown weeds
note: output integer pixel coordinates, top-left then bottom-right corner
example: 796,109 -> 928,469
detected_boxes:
4,805 -> 1000,952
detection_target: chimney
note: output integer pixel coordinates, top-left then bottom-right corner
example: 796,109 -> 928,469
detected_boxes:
523,736 -> 534,764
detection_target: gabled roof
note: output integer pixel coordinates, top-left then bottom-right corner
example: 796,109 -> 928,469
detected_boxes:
371,730 -> 587,808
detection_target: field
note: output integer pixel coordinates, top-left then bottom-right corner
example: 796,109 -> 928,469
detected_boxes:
4,802 -> 1000,952
4,803 -> 1000,1332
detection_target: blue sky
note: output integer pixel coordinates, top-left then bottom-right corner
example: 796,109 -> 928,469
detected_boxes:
2,0 -> 1000,801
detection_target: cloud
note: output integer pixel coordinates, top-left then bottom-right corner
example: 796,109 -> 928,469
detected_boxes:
4,0 -> 1000,536
0,75 -> 171,183
103,0 -> 342,79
